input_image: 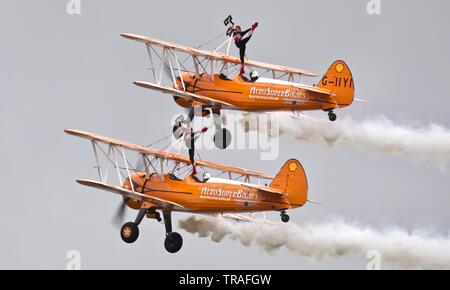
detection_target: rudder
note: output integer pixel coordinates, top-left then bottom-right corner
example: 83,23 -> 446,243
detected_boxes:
317,60 -> 355,107
270,159 -> 308,207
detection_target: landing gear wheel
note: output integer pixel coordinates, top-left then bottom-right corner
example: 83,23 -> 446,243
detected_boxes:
213,128 -> 232,150
164,232 -> 183,253
281,213 -> 290,223
120,222 -> 139,244
328,111 -> 337,122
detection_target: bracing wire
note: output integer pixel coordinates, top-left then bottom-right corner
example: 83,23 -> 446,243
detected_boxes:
181,33 -> 225,66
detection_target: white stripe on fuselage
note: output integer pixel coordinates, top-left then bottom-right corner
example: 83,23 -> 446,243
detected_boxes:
206,177 -> 255,187
256,77 -> 314,90
255,77 -> 299,87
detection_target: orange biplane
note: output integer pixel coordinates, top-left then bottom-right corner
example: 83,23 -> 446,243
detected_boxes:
121,29 -> 355,148
65,129 -> 309,253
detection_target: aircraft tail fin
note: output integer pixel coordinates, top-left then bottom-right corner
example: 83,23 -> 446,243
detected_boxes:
316,60 -> 355,108
269,159 -> 308,207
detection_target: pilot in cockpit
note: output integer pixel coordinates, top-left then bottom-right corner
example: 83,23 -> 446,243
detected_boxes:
238,70 -> 259,83
249,70 -> 259,82
202,172 -> 212,182
190,172 -> 212,183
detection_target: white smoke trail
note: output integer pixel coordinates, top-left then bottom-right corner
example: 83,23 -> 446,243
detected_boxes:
237,113 -> 450,170
179,216 -> 450,269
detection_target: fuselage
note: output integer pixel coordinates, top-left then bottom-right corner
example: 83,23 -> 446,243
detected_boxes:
175,72 -> 342,112
122,172 -> 293,213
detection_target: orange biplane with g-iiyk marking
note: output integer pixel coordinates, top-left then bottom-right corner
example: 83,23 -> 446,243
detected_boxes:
65,129 -> 309,253
121,18 -> 356,149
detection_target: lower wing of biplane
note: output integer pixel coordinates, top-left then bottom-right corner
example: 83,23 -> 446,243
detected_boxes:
76,179 -> 185,210
65,129 -> 279,253
133,81 -> 236,109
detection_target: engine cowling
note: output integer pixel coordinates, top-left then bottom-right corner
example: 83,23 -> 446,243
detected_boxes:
121,173 -> 162,209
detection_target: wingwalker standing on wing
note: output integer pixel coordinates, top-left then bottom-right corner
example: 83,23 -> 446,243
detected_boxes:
231,23 -> 259,75
172,119 -> 209,176
187,127 -> 208,176
225,15 -> 259,75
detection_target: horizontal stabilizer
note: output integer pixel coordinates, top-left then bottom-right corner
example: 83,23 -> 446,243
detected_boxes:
307,199 -> 322,205
221,213 -> 277,225
354,98 -> 368,103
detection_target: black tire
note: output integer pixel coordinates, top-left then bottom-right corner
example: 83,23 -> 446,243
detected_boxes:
120,222 -> 139,244
213,128 -> 232,150
281,214 -> 290,223
164,232 -> 183,253
328,112 -> 337,122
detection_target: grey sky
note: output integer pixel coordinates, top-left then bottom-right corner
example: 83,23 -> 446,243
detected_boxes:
1,0 -> 449,269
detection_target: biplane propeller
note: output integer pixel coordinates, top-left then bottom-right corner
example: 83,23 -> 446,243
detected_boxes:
121,22 -> 355,149
65,129 -> 309,253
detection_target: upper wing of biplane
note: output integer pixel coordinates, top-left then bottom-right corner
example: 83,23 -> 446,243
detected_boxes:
121,33 -> 318,78
65,129 -> 273,179
77,179 -> 184,210
133,81 -> 236,108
